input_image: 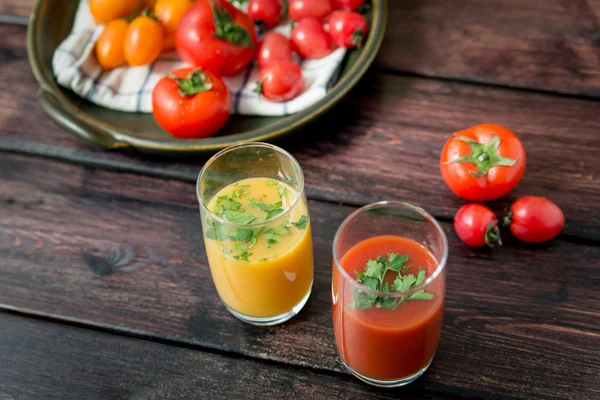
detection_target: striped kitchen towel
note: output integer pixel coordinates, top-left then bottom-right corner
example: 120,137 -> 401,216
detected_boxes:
52,0 -> 347,116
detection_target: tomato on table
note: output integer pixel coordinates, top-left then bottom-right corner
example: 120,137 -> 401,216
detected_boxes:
256,32 -> 293,68
152,68 -> 231,138
155,0 -> 194,50
454,204 -> 501,248
333,0 -> 365,11
176,0 -> 256,76
440,124 -> 526,202
95,19 -> 129,70
291,18 -> 333,59
248,0 -> 283,29
288,0 -> 335,22
89,0 -> 140,23
327,10 -> 368,48
505,197 -> 564,243
255,60 -> 305,102
124,14 -> 165,66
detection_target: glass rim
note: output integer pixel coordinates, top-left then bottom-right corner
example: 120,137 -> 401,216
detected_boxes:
332,201 -> 449,297
196,142 -> 305,228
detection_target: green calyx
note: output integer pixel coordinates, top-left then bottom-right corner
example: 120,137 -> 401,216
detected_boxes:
484,220 -> 502,248
168,69 -> 213,97
253,79 -> 265,96
446,133 -> 520,178
211,0 -> 254,48
351,29 -> 365,48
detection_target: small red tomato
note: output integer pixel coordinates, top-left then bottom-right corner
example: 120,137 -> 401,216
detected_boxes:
327,10 -> 368,48
506,197 -> 564,243
334,0 -> 365,10
454,204 -> 502,248
152,68 -> 231,138
289,0 -> 335,22
248,0 -> 283,29
256,32 -> 293,68
291,18 -> 333,59
255,60 -> 305,102
440,124 -> 526,202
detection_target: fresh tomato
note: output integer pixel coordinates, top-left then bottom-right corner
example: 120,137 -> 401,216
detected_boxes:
505,197 -> 564,243
254,60 -> 305,102
288,0 -> 335,22
123,15 -> 165,66
95,19 -> 129,70
291,18 -> 333,59
256,32 -> 292,68
248,0 -> 283,29
334,0 -> 365,11
176,0 -> 256,76
454,204 -> 501,247
152,68 -> 230,138
89,0 -> 140,23
440,124 -> 526,202
327,10 -> 368,48
155,0 -> 194,36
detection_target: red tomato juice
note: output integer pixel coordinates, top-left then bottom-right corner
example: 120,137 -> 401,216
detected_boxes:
332,235 -> 445,381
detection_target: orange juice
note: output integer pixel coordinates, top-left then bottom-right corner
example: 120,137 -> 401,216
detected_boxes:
203,177 -> 313,318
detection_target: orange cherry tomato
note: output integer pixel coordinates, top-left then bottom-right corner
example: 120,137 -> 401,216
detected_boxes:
124,15 -> 165,66
89,0 -> 140,24
155,0 -> 194,36
95,19 -> 129,70
163,34 -> 176,52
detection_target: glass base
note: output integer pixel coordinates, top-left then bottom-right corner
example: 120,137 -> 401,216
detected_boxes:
342,357 -> 434,388
225,286 -> 312,326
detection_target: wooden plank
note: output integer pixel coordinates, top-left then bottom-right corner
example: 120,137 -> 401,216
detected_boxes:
3,0 -> 600,95
1,23 -> 599,241
1,312 -> 460,400
1,153 -> 599,400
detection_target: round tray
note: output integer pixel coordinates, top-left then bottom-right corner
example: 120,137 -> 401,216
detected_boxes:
28,0 -> 387,155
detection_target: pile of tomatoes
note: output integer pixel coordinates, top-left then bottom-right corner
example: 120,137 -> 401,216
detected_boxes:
91,0 -> 370,139
440,124 -> 565,247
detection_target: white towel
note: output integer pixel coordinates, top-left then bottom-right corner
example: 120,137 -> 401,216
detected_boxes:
52,0 -> 347,116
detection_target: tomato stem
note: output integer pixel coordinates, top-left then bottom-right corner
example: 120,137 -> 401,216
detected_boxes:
484,220 -> 502,247
169,69 -> 214,97
351,29 -> 365,48
253,79 -> 265,96
211,0 -> 254,48
503,212 -> 513,228
446,133 -> 520,178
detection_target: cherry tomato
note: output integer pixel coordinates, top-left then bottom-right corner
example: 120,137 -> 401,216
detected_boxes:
255,60 -> 305,102
248,0 -> 283,29
327,10 -> 368,48
291,18 -> 333,59
440,124 -> 526,202
152,68 -> 231,138
155,0 -> 194,36
163,34 -> 176,52
506,197 -> 564,243
89,0 -> 140,24
176,0 -> 256,76
288,0 -> 335,22
124,15 -> 164,66
256,32 -> 292,68
334,0 -> 365,11
95,19 -> 129,70
454,204 -> 501,247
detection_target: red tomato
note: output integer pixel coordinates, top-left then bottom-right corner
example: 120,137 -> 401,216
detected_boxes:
248,0 -> 283,29
255,60 -> 305,102
291,18 -> 333,59
327,10 -> 368,48
176,0 -> 257,76
256,32 -> 292,68
506,197 -> 564,243
152,68 -> 231,138
289,0 -> 335,22
334,0 -> 365,10
454,204 -> 501,247
440,124 -> 526,202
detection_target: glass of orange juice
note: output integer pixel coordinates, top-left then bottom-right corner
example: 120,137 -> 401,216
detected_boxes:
197,143 -> 313,326
332,201 -> 448,387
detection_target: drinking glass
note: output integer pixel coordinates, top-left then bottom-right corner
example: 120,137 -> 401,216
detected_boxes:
332,201 -> 448,387
197,143 -> 313,326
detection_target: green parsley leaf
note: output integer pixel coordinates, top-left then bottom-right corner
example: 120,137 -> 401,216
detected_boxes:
266,179 -> 278,186
273,226 -> 290,236
291,215 -> 308,229
262,194 -> 268,198
222,248 -> 232,255
265,233 -> 278,247
363,277 -> 379,291
275,201 -> 282,208
416,268 -> 427,285
233,251 -> 251,262
266,209 -> 283,220
226,198 -> 241,211
232,187 -> 249,199
235,243 -> 248,253
409,290 -> 435,300
222,210 -> 256,224
249,198 -> 274,213
388,253 -> 409,272
278,186 -> 287,197
365,260 -> 383,279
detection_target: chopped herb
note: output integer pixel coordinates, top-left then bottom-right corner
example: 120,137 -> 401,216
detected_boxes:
235,243 -> 248,253
285,178 -> 298,185
266,179 -> 278,186
266,208 -> 284,220
262,194 -> 268,198
232,187 -> 249,199
265,233 -> 278,247
222,248 -> 233,255
291,215 -> 308,229
222,210 -> 256,224
273,226 -> 290,236
259,258 -> 269,262
249,198 -> 274,213
278,186 -> 287,197
233,251 -> 252,262
275,201 -> 282,208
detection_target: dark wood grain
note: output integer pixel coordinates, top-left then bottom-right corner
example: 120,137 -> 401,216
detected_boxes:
1,312 -> 465,400
1,23 -> 599,241
3,0 -> 600,95
1,152 -> 599,400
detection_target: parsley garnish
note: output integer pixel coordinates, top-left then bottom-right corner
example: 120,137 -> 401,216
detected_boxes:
291,215 -> 308,229
222,210 -> 256,224
278,186 -> 287,197
266,180 -> 278,186
233,251 -> 252,261
348,253 -> 434,310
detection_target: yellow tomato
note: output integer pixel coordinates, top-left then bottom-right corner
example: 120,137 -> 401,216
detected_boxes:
95,19 -> 129,70
155,0 -> 194,36
89,0 -> 140,24
123,16 -> 165,66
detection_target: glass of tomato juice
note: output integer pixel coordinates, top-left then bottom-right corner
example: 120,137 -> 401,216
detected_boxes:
197,143 -> 313,326
332,201 -> 448,387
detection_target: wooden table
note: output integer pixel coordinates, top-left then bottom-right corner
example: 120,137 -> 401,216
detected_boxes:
1,1 -> 599,399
